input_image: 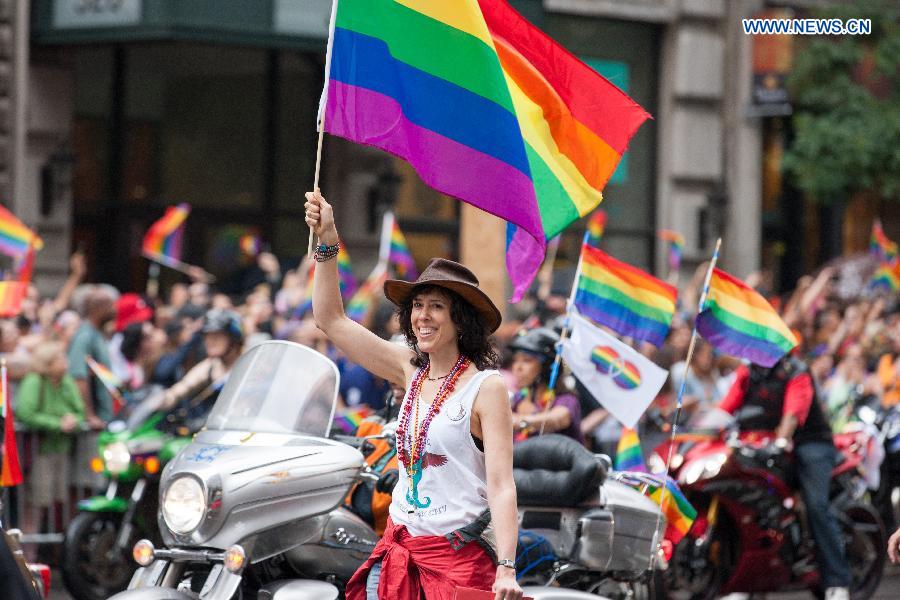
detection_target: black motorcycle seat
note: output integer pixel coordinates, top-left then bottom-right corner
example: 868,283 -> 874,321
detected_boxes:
513,434 -> 606,507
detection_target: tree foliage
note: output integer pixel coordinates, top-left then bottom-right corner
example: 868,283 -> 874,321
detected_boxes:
782,0 -> 900,204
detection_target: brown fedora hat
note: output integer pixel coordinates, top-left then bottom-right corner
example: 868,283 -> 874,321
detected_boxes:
384,258 -> 502,333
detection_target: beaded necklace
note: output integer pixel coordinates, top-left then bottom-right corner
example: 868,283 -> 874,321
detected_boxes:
396,355 -> 470,481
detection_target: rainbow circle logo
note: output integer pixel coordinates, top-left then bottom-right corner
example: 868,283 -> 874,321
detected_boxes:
591,346 -> 642,390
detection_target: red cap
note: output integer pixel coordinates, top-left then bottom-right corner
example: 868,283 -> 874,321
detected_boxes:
115,293 -> 153,332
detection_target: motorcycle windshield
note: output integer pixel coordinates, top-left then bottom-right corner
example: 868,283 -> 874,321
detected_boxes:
204,341 -> 338,437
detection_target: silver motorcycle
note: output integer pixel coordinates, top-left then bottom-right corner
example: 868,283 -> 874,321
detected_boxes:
110,341 -> 377,600
109,340 -> 667,599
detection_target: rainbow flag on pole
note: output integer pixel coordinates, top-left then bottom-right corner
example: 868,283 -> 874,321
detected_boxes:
870,220 -> 898,263
321,0 -> 649,302
388,216 -> 418,280
648,476 -> 696,543
0,204 -> 43,258
86,356 -> 126,414
573,244 -> 677,347
658,229 -> 685,273
614,471 -> 696,543
871,262 -> 900,292
337,246 -> 358,298
347,263 -> 389,322
333,406 -> 373,434
696,268 -> 798,368
614,427 -> 647,472
142,204 -> 190,263
0,282 -> 27,318
585,210 -> 607,247
1,360 -> 22,487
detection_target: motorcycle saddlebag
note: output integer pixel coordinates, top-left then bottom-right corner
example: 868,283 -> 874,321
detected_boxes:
572,479 -> 662,572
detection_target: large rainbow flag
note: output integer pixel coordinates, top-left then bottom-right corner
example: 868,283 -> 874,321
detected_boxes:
0,204 -> 43,258
142,204 -> 190,263
573,244 -> 677,347
321,0 -> 648,302
696,268 -> 798,368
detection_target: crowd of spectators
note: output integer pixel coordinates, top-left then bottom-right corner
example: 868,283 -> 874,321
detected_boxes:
4,248 -> 899,539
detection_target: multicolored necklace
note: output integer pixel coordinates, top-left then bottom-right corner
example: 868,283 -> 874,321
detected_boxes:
396,355 -> 470,483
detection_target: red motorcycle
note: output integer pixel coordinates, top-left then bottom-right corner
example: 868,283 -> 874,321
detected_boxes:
649,409 -> 885,600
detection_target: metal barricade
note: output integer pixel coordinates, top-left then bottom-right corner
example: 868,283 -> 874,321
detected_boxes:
0,425 -> 101,546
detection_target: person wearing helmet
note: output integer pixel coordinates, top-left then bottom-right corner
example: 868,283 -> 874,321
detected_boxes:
508,327 -> 584,443
159,309 -> 244,410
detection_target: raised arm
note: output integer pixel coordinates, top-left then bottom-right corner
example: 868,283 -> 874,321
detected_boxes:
305,190 -> 413,387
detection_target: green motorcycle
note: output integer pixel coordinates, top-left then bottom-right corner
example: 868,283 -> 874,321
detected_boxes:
61,388 -> 197,600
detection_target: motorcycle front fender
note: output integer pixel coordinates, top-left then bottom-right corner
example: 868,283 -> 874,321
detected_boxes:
76,495 -> 128,512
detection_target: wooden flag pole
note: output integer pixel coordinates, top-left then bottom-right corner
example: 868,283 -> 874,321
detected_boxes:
648,237 -> 721,570
307,0 -> 340,258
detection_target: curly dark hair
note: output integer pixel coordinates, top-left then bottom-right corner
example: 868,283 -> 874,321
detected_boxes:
397,284 -> 500,371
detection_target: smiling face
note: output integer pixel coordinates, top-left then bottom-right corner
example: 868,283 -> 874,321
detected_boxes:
410,289 -> 459,355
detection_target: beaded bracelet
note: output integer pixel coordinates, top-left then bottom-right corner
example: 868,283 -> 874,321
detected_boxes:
314,241 -> 340,262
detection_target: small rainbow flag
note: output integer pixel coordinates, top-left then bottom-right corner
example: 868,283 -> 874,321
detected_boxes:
697,268 -> 798,368
1,361 -> 22,487
574,244 -> 677,347
347,264 -> 389,322
0,282 -> 27,318
333,406 -> 372,435
239,234 -> 262,258
294,263 -> 316,318
142,204 -> 190,262
614,427 -> 647,472
658,229 -> 685,273
0,204 -> 43,258
648,476 -> 696,543
86,357 -> 126,414
586,210 -> 607,247
871,262 -> 900,292
337,246 -> 358,299
388,217 -> 418,280
614,472 -> 696,543
870,220 -> 898,263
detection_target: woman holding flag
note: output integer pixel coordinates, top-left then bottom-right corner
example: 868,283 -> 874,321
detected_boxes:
306,191 -> 523,600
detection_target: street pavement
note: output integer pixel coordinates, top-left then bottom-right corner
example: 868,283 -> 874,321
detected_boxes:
47,563 -> 900,599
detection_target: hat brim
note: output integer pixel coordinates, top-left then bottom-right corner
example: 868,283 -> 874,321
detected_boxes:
384,279 -> 502,334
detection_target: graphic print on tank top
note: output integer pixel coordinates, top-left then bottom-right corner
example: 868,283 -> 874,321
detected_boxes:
406,451 -> 448,509
391,369 -> 499,536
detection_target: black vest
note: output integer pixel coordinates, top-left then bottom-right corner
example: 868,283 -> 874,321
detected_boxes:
742,357 -> 833,446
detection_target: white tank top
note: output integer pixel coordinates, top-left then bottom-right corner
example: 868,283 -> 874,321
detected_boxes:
389,368 -> 501,537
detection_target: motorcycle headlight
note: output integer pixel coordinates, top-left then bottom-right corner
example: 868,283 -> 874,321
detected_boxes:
102,441 -> 131,475
162,476 -> 206,534
679,453 -> 727,486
